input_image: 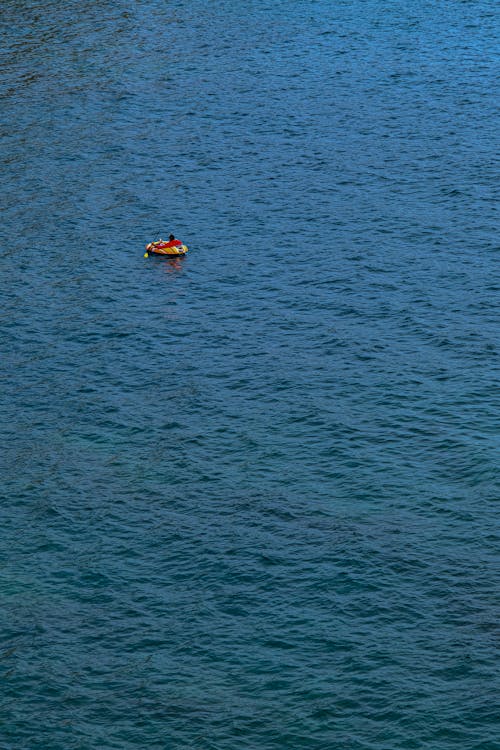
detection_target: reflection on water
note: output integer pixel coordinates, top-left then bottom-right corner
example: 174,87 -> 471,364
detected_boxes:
162,257 -> 186,274
145,255 -> 187,278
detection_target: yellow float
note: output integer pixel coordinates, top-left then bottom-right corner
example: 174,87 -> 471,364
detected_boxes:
144,239 -> 188,258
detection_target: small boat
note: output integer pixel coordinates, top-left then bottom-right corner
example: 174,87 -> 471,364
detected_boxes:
144,239 -> 188,258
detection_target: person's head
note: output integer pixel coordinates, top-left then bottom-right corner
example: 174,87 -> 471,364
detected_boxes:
169,234 -> 175,241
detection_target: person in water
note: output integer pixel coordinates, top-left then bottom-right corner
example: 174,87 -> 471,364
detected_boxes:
165,234 -> 183,248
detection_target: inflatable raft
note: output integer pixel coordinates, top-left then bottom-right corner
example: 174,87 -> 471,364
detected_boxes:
144,239 -> 188,258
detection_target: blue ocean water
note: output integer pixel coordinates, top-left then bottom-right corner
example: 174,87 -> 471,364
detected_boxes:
0,1 -> 498,747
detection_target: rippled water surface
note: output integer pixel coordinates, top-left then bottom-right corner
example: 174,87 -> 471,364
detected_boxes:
1,1 -> 499,748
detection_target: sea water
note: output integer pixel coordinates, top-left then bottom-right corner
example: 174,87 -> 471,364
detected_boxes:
0,1 -> 498,748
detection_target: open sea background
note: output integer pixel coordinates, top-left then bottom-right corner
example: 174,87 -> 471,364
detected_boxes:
0,1 -> 499,748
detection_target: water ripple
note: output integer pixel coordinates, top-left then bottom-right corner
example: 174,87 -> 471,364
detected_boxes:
1,0 -> 499,748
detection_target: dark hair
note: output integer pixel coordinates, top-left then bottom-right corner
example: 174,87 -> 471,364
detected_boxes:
169,234 -> 175,241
